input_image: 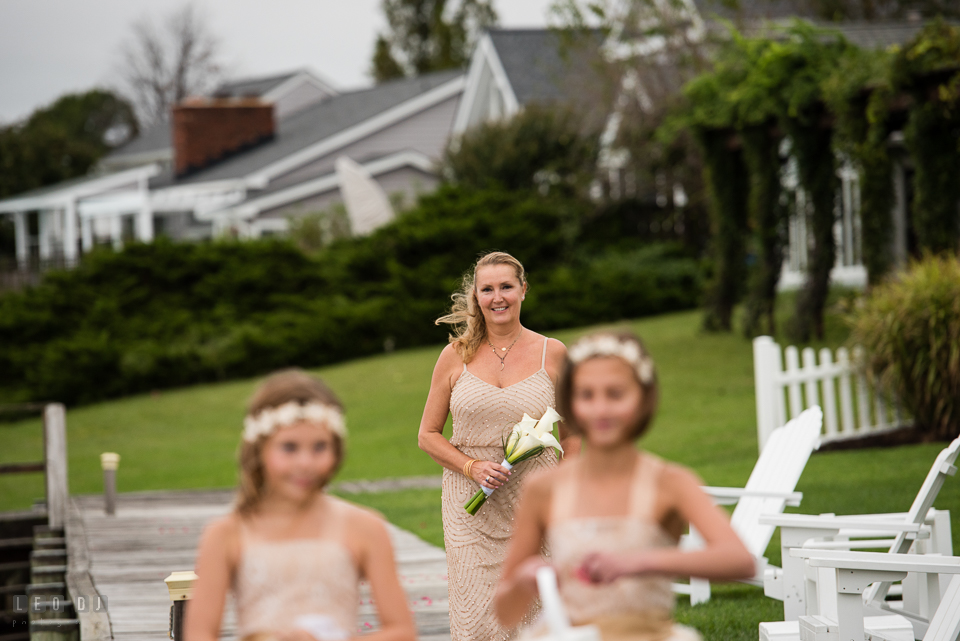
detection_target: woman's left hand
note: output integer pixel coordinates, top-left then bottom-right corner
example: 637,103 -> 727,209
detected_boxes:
577,552 -> 646,584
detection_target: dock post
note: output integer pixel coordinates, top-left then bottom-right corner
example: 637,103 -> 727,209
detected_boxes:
164,571 -> 197,641
100,453 -> 120,516
44,403 -> 68,529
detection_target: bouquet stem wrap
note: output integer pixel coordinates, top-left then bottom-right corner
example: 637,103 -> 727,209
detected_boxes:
463,409 -> 562,516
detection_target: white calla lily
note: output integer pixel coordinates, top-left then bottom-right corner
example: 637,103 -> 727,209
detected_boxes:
506,413 -> 540,457
533,407 -> 562,437
465,407 -> 565,515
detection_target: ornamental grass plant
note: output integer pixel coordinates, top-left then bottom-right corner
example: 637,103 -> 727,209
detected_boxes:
849,254 -> 960,441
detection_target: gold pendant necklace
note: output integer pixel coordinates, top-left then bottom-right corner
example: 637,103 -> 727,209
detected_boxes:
488,328 -> 523,371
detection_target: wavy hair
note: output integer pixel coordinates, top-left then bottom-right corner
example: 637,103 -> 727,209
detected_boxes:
435,251 -> 527,364
234,368 -> 345,516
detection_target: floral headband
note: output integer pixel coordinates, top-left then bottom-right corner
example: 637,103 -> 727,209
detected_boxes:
568,335 -> 656,384
243,401 -> 347,442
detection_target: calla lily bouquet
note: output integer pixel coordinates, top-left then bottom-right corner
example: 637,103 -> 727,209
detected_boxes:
464,408 -> 564,515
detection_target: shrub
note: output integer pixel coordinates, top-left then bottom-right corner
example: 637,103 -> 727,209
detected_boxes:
0,186 -> 702,406
848,254 -> 960,441
441,104 -> 598,196
523,245 -> 701,330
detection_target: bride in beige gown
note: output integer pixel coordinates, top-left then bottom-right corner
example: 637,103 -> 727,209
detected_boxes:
418,252 -> 579,641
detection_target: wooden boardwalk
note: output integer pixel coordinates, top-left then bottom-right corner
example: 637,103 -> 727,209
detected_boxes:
69,489 -> 450,641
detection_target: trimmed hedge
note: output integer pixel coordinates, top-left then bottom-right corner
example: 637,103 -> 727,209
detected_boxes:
0,187 -> 701,405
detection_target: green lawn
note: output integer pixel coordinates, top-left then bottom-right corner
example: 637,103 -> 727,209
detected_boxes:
3,304 -> 957,640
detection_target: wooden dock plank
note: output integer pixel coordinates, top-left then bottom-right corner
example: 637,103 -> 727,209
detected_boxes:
75,491 -> 450,641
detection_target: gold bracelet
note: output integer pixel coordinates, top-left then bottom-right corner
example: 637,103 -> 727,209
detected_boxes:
462,459 -> 477,478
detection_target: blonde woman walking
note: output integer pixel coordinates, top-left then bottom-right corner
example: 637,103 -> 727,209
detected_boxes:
418,251 -> 580,641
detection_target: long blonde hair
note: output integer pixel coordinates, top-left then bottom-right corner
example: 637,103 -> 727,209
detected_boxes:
234,369 -> 345,516
436,251 -> 527,363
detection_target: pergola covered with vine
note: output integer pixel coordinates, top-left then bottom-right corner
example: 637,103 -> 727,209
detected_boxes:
668,20 -> 960,340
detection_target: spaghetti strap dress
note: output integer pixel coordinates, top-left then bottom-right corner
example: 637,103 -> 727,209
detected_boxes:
232,514 -> 360,641
545,453 -> 701,641
442,336 -> 559,641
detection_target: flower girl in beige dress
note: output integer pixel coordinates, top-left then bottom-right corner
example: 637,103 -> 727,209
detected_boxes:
495,332 -> 755,641
185,369 -> 415,641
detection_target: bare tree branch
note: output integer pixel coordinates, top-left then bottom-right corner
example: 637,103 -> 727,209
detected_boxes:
118,4 -> 223,126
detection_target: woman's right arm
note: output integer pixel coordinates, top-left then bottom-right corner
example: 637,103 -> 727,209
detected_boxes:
417,346 -> 509,490
183,517 -> 236,641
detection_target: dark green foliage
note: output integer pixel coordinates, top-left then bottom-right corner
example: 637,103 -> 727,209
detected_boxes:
741,125 -> 786,337
0,90 -> 138,199
849,254 -> 960,440
893,20 -> 960,255
823,48 -> 896,285
786,118 -> 839,342
371,0 -> 497,82
903,104 -> 960,254
523,244 -> 701,330
0,186 -> 700,405
441,104 -> 599,196
698,129 -> 750,331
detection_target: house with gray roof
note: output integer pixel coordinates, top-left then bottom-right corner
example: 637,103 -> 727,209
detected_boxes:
0,67 -> 463,263
1,11 -> 952,282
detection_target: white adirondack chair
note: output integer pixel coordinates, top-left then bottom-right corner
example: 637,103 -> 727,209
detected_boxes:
867,574 -> 960,641
674,406 -> 823,605
759,435 -> 960,623
786,549 -> 960,641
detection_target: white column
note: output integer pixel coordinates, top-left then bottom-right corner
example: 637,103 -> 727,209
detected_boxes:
110,215 -> 123,250
81,215 -> 93,252
38,210 -> 52,260
64,200 -> 78,262
138,179 -> 154,242
13,211 -> 28,266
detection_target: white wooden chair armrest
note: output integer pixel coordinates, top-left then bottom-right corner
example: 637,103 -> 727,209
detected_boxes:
760,515 -> 926,533
790,549 -> 960,573
800,539 -> 909,550
703,486 -> 803,506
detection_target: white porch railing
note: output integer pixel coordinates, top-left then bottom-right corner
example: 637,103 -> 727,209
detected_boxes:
753,336 -> 910,451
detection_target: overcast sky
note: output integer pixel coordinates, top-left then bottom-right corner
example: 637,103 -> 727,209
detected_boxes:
0,0 -> 554,125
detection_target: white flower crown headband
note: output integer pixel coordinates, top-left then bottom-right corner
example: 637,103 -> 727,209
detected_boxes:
568,335 -> 656,384
243,401 -> 347,443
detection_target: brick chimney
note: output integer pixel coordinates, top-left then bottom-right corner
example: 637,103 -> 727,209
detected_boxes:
172,98 -> 275,177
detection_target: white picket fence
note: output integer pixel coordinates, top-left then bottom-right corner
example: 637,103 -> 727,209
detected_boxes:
753,336 -> 910,451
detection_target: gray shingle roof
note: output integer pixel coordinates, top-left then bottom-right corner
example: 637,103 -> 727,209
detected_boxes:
149,69 -> 463,188
693,0 -> 815,21
213,71 -> 300,98
106,70 -> 316,162
487,29 -> 606,108
105,120 -> 171,160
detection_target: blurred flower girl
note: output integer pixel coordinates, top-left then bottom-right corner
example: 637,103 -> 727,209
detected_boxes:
185,369 -> 416,641
495,332 -> 755,641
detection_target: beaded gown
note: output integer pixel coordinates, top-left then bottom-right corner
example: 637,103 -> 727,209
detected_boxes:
544,453 -> 700,641
232,513 -> 359,641
442,337 -> 558,641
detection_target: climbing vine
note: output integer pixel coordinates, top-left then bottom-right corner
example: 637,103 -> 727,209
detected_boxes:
668,19 -> 960,337
697,128 -> 750,331
741,124 -> 786,337
824,48 -> 896,285
893,19 -> 960,254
